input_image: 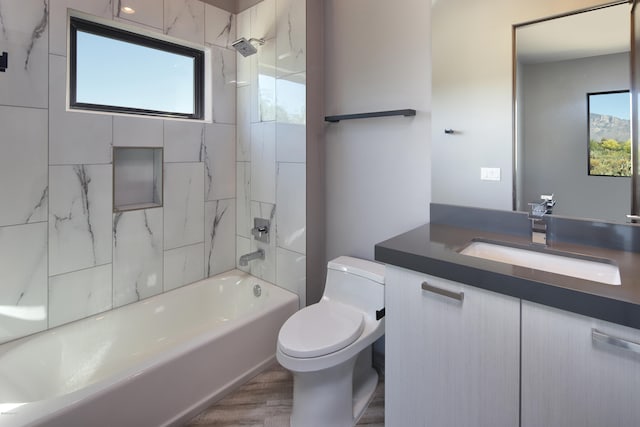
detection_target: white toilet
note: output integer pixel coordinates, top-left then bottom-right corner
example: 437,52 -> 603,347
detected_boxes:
276,256 -> 385,427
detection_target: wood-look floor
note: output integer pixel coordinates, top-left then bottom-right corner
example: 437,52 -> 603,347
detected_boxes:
185,363 -> 384,427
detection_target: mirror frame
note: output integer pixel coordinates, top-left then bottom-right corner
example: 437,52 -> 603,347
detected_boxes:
632,0 -> 639,218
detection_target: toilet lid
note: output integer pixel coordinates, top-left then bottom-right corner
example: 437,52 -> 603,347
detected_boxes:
278,302 -> 365,358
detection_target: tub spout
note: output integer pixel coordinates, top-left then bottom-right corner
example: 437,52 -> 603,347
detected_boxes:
239,249 -> 265,266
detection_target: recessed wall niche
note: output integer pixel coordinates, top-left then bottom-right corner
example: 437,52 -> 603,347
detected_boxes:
113,147 -> 163,212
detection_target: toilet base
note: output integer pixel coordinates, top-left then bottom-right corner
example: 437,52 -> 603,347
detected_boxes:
289,349 -> 379,427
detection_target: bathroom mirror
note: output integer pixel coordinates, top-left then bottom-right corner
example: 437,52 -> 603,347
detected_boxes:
514,2 -> 632,222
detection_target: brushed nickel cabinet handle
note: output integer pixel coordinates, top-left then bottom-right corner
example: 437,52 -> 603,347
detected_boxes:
421,281 -> 464,302
592,329 -> 640,355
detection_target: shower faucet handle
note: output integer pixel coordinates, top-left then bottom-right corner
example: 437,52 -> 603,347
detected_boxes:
252,226 -> 268,237
251,218 -> 270,243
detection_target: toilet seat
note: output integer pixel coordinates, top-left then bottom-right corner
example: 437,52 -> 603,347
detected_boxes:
278,302 -> 365,358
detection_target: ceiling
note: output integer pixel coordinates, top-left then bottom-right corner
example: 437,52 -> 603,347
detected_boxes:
516,3 -> 629,64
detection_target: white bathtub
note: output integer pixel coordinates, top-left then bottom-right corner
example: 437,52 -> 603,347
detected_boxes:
0,270 -> 298,427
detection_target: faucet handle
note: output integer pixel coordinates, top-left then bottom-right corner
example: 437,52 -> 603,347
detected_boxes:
252,225 -> 268,234
251,225 -> 268,238
251,218 -> 270,243
540,193 -> 556,214
540,193 -> 556,209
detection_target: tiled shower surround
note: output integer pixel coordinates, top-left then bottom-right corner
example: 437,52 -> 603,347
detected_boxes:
0,0 -> 307,344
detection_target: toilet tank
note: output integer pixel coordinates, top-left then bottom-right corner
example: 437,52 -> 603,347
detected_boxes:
322,256 -> 385,317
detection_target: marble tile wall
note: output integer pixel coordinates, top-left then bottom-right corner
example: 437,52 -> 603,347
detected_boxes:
112,208 -> 163,307
235,0 -> 307,307
0,0 -> 240,344
0,0 -> 308,343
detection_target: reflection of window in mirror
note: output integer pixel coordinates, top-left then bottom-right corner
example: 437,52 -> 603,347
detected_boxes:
587,90 -> 631,177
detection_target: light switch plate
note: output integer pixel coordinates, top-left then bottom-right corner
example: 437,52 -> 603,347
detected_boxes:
481,167 -> 501,181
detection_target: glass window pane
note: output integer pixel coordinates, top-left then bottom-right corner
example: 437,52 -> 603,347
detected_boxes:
70,17 -> 204,119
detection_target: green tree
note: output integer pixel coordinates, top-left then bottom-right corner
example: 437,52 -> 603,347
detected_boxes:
601,139 -> 622,151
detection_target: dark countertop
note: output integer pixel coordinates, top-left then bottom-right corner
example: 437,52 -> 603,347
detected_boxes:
375,222 -> 640,330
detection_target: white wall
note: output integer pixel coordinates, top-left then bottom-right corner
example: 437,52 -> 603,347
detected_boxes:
324,0 -> 431,262
431,0 -> 615,211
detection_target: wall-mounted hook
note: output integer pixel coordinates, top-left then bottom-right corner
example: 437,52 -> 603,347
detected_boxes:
0,52 -> 7,72
444,129 -> 456,134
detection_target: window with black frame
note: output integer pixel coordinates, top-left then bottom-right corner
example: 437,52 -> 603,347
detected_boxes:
69,16 -> 205,120
588,90 -> 631,177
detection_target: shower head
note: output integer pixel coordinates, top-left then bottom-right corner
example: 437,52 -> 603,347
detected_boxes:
231,37 -> 265,57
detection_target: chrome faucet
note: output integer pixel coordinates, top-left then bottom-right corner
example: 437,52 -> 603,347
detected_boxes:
528,194 -> 556,245
239,249 -> 265,266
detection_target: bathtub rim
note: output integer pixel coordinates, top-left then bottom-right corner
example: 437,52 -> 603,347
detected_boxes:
0,270 -> 298,427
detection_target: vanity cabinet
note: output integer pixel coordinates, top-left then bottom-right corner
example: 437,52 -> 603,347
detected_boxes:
522,301 -> 640,427
385,266 -> 520,427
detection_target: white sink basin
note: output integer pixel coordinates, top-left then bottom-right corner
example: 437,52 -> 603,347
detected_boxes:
460,241 -> 621,285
